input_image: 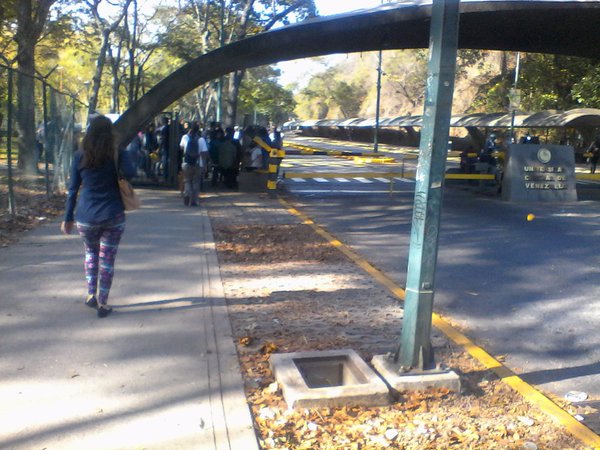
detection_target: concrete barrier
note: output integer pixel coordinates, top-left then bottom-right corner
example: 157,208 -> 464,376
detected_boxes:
238,169 -> 268,192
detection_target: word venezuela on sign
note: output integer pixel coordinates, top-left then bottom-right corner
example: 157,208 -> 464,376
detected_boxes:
502,144 -> 577,202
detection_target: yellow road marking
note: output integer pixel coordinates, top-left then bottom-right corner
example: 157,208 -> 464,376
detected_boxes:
278,196 -> 600,449
445,173 -> 496,180
282,171 -> 495,180
576,174 -> 600,180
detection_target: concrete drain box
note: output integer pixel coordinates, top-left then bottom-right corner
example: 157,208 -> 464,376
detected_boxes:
270,349 -> 390,409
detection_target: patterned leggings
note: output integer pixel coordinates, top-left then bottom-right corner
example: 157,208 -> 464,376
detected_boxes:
77,214 -> 126,306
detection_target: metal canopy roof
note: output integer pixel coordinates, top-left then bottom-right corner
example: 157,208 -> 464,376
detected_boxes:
298,108 -> 600,129
115,1 -> 600,146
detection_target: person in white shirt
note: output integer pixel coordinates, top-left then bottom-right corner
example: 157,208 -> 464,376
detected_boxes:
179,123 -> 208,206
246,142 -> 263,171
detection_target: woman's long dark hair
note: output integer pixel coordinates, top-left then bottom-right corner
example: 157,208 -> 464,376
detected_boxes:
81,115 -> 115,168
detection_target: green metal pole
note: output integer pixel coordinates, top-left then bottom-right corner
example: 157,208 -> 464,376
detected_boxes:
217,0 -> 225,123
374,48 -> 383,153
397,0 -> 460,370
42,80 -> 50,197
509,52 -> 521,144
7,68 -> 16,216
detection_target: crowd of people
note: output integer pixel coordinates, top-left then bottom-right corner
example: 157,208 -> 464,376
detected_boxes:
124,117 -> 283,206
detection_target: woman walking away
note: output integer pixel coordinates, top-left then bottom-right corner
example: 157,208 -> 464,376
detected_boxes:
61,115 -> 136,318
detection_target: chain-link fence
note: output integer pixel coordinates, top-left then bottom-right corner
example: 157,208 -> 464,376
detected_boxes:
0,64 -> 88,217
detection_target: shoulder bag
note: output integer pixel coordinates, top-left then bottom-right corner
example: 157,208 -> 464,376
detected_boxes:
115,151 -> 141,211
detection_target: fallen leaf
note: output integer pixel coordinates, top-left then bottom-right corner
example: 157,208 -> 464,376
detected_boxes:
239,336 -> 253,346
260,342 -> 278,354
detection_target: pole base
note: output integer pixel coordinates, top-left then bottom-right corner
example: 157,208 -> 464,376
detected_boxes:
372,354 -> 461,394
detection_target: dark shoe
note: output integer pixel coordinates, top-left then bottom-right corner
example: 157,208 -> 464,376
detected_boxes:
183,196 -> 190,206
190,201 -> 198,207
85,295 -> 98,309
97,306 -> 113,318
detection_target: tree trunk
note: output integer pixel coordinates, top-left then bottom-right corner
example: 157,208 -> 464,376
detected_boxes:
87,0 -> 132,117
107,45 -> 122,112
16,44 -> 37,173
14,0 -> 55,175
225,70 -> 245,127
87,28 -> 110,117
127,0 -> 138,107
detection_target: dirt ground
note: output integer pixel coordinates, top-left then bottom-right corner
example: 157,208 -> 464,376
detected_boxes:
0,172 -> 65,247
211,222 -> 588,450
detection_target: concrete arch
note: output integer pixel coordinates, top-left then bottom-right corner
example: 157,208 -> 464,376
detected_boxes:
114,0 -> 600,147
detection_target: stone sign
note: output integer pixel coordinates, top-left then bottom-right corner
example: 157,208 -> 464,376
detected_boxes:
501,144 -> 577,202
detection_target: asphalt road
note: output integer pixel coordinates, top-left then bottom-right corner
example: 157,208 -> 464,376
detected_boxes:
280,138 -> 600,427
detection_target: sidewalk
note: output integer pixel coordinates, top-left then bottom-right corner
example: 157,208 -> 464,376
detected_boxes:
0,188 -> 259,450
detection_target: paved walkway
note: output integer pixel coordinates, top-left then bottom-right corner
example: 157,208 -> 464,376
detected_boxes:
0,188 -> 259,450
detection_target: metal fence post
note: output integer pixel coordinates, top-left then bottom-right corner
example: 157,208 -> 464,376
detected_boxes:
7,67 -> 16,216
42,79 -> 50,196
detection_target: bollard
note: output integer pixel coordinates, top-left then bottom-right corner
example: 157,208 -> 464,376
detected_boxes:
253,136 -> 285,197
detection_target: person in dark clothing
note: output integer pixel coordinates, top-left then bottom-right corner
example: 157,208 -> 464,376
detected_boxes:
257,127 -> 272,170
143,123 -> 159,179
228,127 -> 243,187
61,115 -> 136,318
479,133 -> 499,167
460,146 -> 477,173
209,127 -> 224,186
220,128 -> 241,189
270,127 -> 283,149
588,135 -> 600,174
158,116 -> 170,180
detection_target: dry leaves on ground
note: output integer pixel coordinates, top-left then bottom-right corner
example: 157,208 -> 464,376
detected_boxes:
0,174 -> 65,246
212,222 -> 587,450
214,224 -> 346,264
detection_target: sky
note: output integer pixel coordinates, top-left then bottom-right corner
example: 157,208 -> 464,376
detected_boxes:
315,0 -> 385,16
276,0 -> 385,88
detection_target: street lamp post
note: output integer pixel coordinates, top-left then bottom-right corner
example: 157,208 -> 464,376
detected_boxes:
374,0 -> 387,153
509,52 -> 521,144
374,48 -> 383,153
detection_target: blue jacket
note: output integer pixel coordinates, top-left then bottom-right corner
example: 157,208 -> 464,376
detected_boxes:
64,149 -> 136,224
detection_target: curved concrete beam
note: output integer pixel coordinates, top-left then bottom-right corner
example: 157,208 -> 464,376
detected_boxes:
114,0 -> 600,146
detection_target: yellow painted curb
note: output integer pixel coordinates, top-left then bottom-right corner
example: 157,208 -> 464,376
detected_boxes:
278,196 -> 600,450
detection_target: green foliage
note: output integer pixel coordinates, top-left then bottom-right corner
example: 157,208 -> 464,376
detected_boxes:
331,80 -> 365,118
471,53 -> 600,113
237,66 -> 296,125
470,75 -> 510,112
295,65 -> 368,119
156,7 -> 203,62
383,50 -> 427,112
518,54 -> 591,110
572,65 -> 600,108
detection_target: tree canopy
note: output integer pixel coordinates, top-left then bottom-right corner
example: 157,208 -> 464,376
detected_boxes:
3,0 -> 600,172
291,49 -> 600,122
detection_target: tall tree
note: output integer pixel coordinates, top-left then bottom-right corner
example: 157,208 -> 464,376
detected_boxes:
85,0 -> 132,117
224,0 -> 316,126
518,54 -> 593,111
165,0 -> 316,125
14,0 -> 56,174
237,66 -> 296,125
